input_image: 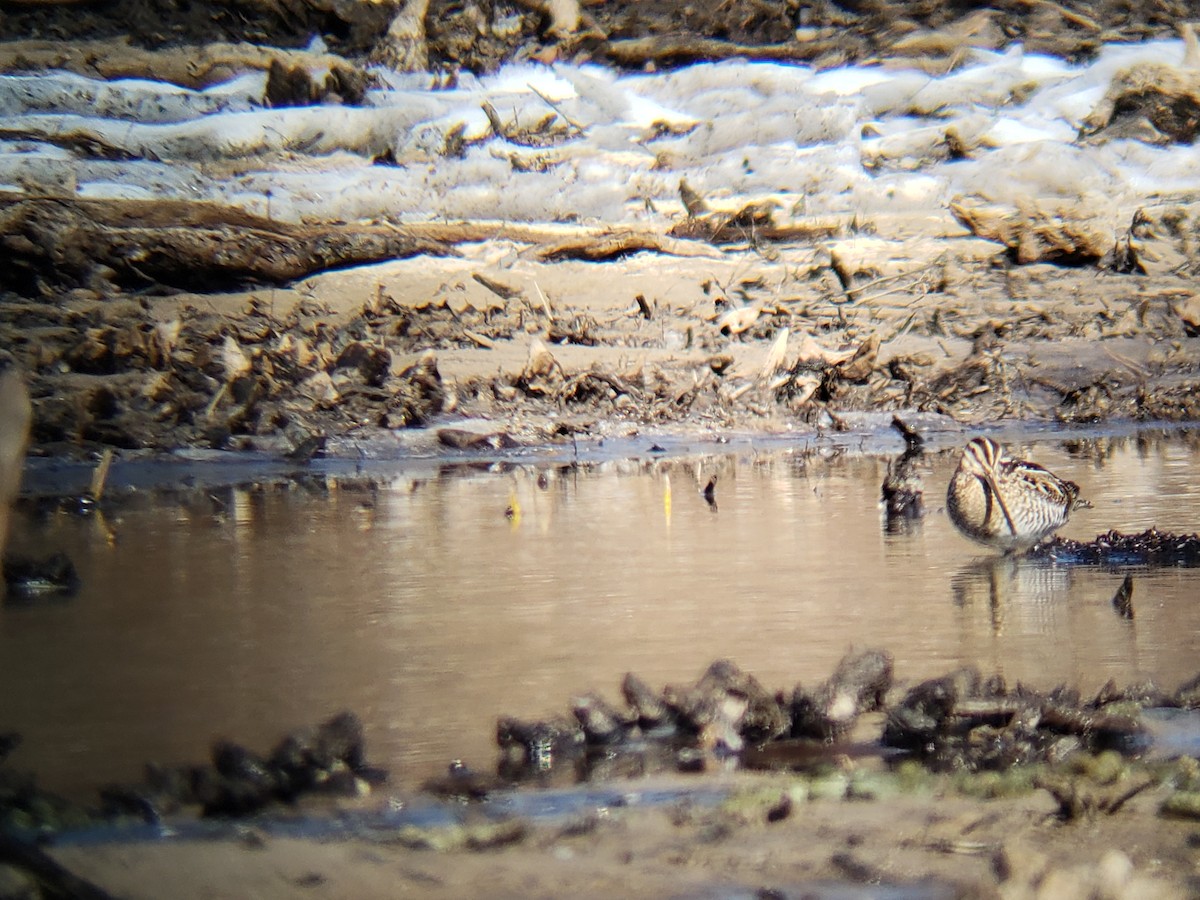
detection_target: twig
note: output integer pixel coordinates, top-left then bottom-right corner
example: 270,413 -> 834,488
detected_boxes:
472,272 -> 522,300
481,101 -> 507,139
88,448 -> 114,500
533,281 -> 554,320
843,260 -> 944,300
526,83 -> 586,133
204,382 -> 229,421
464,330 -> 496,349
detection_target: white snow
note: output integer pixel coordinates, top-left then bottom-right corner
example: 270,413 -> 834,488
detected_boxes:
2,38 -> 1195,231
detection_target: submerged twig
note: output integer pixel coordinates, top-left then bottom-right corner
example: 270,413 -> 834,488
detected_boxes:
88,448 -> 114,501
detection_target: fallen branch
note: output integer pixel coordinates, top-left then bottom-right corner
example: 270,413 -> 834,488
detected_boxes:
0,197 -> 458,291
603,34 -> 839,67
670,210 -> 847,244
2,194 -> 841,293
525,231 -> 722,262
0,834 -> 117,900
0,38 -> 365,90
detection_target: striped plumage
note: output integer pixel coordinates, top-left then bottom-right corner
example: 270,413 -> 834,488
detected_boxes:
947,437 -> 1084,553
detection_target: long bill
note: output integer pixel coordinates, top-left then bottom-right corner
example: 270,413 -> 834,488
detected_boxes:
983,471 -> 1019,540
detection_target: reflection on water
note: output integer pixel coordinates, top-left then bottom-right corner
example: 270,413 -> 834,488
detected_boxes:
2,430 -> 1200,799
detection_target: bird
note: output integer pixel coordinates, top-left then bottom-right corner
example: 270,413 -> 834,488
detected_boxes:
947,437 -> 1086,553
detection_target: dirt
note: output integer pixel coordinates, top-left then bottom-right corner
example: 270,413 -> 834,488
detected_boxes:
6,212 -> 1200,463
4,1 -> 1200,896
2,3 -> 1200,462
1,0 -> 1190,69
38,777 -> 1200,899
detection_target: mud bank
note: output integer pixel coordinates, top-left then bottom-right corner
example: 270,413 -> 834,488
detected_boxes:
4,6 -> 1200,460
7,241 -> 1200,464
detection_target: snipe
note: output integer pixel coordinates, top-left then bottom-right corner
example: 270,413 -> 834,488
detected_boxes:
947,437 -> 1087,553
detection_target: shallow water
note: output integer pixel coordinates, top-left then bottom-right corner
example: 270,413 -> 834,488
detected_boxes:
3,429 -> 1200,801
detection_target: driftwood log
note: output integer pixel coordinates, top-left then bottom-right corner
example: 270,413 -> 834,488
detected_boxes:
0,38 -> 366,91
602,35 -> 841,68
0,194 -> 859,293
0,180 -> 869,294
0,197 -> 459,291
525,231 -> 722,262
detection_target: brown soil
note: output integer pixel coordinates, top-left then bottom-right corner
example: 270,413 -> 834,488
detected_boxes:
42,771 -> 1200,899
2,3 -> 1200,460
1,0 -> 1190,69
6,209 -> 1200,462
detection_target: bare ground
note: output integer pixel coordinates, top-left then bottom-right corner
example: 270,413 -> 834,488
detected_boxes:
42,770 -> 1200,899
6,207 -> 1200,461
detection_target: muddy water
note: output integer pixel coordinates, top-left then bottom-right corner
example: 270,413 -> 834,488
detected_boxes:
3,431 -> 1200,801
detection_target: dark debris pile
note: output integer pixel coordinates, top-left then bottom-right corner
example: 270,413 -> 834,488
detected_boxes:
477,652 -> 1200,793
0,713 -> 385,899
510,651 -> 889,765
0,0 -> 1184,72
445,653 -> 891,795
1032,528 -> 1200,567
99,711 -> 386,821
3,295 -> 459,457
0,733 -> 92,837
1,712 -> 387,840
884,668 -> 1165,773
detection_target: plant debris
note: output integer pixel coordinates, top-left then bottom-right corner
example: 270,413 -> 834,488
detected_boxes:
99,711 -> 385,821
488,651 -> 1197,788
1032,529 -> 1200,567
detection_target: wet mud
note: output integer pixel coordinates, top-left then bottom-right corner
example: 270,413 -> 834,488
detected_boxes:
7,238 -> 1200,462
3,5 -> 1200,460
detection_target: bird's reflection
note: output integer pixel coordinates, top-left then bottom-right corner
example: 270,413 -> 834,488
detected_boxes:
881,417 -> 926,536
951,554 -> 1074,635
